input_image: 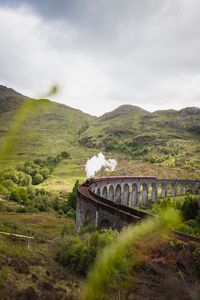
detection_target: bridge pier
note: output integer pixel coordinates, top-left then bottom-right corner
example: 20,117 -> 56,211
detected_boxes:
77,177 -> 200,230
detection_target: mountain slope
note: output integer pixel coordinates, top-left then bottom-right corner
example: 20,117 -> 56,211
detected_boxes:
0,85 -> 95,163
79,104 -> 200,167
0,85 -> 27,114
0,85 -> 200,175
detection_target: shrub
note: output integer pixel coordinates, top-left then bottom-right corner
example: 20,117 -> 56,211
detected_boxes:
56,229 -> 117,275
0,266 -> 9,287
181,197 -> 199,220
0,184 -> 4,194
66,208 -> 76,218
56,236 -> 91,274
1,179 -> 16,190
0,202 -> 4,212
33,173 -> 43,185
10,187 -> 29,204
60,151 -> 70,159
15,206 -> 28,213
195,210 -> 200,227
190,244 -> 200,277
40,167 -> 50,179
68,180 -> 79,211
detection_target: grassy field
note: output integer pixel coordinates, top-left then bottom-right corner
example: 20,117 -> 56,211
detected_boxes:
38,156 -> 200,194
0,212 -> 74,240
0,211 -> 80,299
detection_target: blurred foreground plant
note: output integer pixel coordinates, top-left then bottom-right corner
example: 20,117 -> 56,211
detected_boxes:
0,85 -> 59,163
82,208 -> 180,300
0,101 -> 35,161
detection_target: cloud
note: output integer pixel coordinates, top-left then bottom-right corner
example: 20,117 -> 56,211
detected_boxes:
0,0 -> 200,116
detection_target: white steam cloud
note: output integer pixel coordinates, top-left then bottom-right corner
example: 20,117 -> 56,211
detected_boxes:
85,152 -> 117,178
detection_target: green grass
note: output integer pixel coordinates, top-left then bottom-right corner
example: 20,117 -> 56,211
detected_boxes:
79,105 -> 200,170
0,212 -> 74,240
0,209 -> 80,299
0,87 -> 95,167
1,87 -> 200,186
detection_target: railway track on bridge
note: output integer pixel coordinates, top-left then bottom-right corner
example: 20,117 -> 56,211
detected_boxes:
78,180 -> 200,244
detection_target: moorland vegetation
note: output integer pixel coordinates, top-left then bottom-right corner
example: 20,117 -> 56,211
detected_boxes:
0,85 -> 200,299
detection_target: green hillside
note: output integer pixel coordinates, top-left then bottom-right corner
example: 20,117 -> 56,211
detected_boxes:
0,86 -> 200,189
0,85 -> 95,166
79,104 -> 200,169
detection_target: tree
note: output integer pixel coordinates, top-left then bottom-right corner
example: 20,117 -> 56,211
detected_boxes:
181,197 -> 199,220
61,151 -> 70,159
18,172 -> 32,186
1,168 -> 19,184
68,180 -> 79,210
40,167 -> 50,179
33,173 -> 43,185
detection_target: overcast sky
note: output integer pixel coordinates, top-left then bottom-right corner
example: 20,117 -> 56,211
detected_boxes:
0,0 -> 200,116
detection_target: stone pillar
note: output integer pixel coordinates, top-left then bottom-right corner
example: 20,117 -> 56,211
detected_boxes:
161,184 -> 167,198
151,184 -> 158,203
181,185 -> 187,195
141,184 -> 148,208
102,186 -> 108,198
172,185 -> 177,197
95,209 -> 99,227
122,183 -> 130,206
132,184 -> 138,206
115,184 -> 122,204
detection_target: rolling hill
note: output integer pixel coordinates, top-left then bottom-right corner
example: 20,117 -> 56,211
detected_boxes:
0,85 -> 200,185
79,104 -> 200,169
0,85 -> 96,165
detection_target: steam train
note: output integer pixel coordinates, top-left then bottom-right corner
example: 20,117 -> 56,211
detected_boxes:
84,178 -> 95,186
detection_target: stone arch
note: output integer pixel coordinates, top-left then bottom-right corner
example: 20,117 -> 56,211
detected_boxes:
157,183 -> 162,199
150,183 -> 157,203
181,183 -> 187,195
171,183 -> 177,197
176,183 -> 182,196
141,182 -> 148,208
192,183 -> 200,194
98,219 -> 112,229
102,186 -> 108,199
122,184 -> 129,206
90,185 -> 95,193
132,183 -> 138,206
186,183 -> 193,194
195,183 -> 200,194
85,209 -> 95,224
161,183 -> 167,198
108,185 -> 114,201
96,187 -> 101,196
115,184 -> 122,204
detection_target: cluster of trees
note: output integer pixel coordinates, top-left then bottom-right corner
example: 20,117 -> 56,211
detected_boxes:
0,151 -> 79,215
179,197 -> 200,235
0,180 -> 78,215
0,180 -> 67,214
19,151 -> 70,185
33,151 -> 70,169
152,196 -> 200,236
0,151 -> 70,189
56,228 -> 117,275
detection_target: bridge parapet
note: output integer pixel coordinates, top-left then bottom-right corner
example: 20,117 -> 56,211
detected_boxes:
91,177 -> 200,208
77,177 -> 200,230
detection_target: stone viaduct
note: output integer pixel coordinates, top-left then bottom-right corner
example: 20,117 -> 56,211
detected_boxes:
76,176 -> 200,230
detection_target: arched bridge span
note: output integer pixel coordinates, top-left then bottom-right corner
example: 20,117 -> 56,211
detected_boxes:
76,176 -> 200,231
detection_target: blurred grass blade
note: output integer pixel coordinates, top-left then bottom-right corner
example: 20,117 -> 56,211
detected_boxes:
82,208 -> 180,300
0,101 -> 35,162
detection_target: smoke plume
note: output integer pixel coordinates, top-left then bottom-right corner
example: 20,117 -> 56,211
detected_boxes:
85,152 -> 117,178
